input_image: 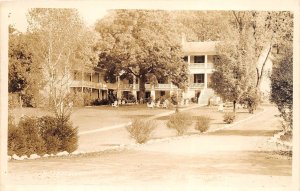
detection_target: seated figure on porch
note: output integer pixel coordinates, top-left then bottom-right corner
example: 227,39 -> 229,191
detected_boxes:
185,99 -> 189,105
155,100 -> 161,108
112,100 -> 118,107
147,101 -> 155,108
162,99 -> 169,108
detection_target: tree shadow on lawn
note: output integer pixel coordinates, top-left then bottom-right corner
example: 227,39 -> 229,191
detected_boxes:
240,150 -> 292,176
123,115 -> 154,119
90,104 -> 174,111
207,130 -> 281,136
195,150 -> 292,176
156,116 -> 219,121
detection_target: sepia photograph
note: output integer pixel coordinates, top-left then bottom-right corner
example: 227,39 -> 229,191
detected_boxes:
0,0 -> 299,191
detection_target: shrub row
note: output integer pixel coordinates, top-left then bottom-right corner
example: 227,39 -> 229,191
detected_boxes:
167,112 -> 193,135
127,111 -> 236,144
167,112 -> 211,135
8,115 -> 78,156
223,112 -> 236,124
127,119 -> 156,144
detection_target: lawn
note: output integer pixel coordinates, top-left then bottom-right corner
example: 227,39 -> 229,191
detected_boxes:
10,104 -> 263,153
77,105 -> 261,152
8,105 -> 291,190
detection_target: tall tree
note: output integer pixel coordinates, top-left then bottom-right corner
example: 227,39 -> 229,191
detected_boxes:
271,47 -> 293,130
172,11 -> 231,41
27,8 -> 99,118
211,11 -> 258,113
95,10 -> 189,100
9,25 -> 43,107
249,11 -> 293,88
211,11 -> 293,113
211,28 -> 257,113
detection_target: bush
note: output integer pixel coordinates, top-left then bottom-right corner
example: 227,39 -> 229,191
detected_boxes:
127,92 -> 137,103
18,116 -> 45,155
8,115 -> 78,156
127,119 -> 156,144
195,116 -> 211,133
240,91 -> 260,114
191,97 -> 197,103
91,98 -> 111,106
167,112 -> 193,135
8,116 -> 44,156
39,116 -> 78,153
223,112 -> 236,124
70,92 -> 84,107
170,93 -> 178,105
83,92 -> 93,106
21,93 -> 36,107
100,99 -> 110,105
8,93 -> 20,109
8,116 -> 26,156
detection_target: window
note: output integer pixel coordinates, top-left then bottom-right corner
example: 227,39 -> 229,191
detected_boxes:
129,77 -> 138,84
158,79 -> 166,84
194,74 -> 204,83
183,56 -> 188,62
194,56 -> 205,63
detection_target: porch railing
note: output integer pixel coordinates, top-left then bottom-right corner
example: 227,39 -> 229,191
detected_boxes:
189,83 -> 205,89
189,63 -> 214,69
145,83 -> 178,90
70,80 -> 104,89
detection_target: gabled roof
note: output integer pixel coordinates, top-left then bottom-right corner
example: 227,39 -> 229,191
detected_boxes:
182,41 -> 219,54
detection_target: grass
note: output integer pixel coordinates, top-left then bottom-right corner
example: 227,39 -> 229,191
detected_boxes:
11,105 -> 261,153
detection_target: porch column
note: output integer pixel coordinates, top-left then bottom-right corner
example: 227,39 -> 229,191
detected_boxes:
132,90 -> 137,101
117,76 -> 122,99
204,73 -> 208,89
151,86 -> 155,101
132,75 -> 137,100
204,55 -> 208,68
81,71 -> 84,93
188,55 -> 191,64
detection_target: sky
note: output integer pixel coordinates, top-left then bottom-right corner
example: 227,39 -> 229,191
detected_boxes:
8,6 -> 108,32
6,0 -> 296,33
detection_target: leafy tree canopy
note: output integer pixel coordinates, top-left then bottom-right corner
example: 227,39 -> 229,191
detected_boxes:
95,10 -> 189,98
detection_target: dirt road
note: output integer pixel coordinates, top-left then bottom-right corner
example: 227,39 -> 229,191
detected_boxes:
7,105 -> 292,191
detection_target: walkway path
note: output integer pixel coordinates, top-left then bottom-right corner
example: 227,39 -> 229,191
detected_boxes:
77,104 -> 206,152
78,104 -> 205,135
8,105 -> 291,191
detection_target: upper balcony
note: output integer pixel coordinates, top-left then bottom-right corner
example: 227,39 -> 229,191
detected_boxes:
145,83 -> 178,91
70,80 -> 179,91
70,80 -> 104,89
189,83 -> 205,89
188,63 -> 214,69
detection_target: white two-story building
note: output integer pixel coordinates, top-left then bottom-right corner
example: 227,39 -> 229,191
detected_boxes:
69,39 -> 219,105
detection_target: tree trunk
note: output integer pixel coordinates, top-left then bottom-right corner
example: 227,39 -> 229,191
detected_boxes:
233,100 -> 236,113
139,75 -> 146,104
256,45 -> 272,88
